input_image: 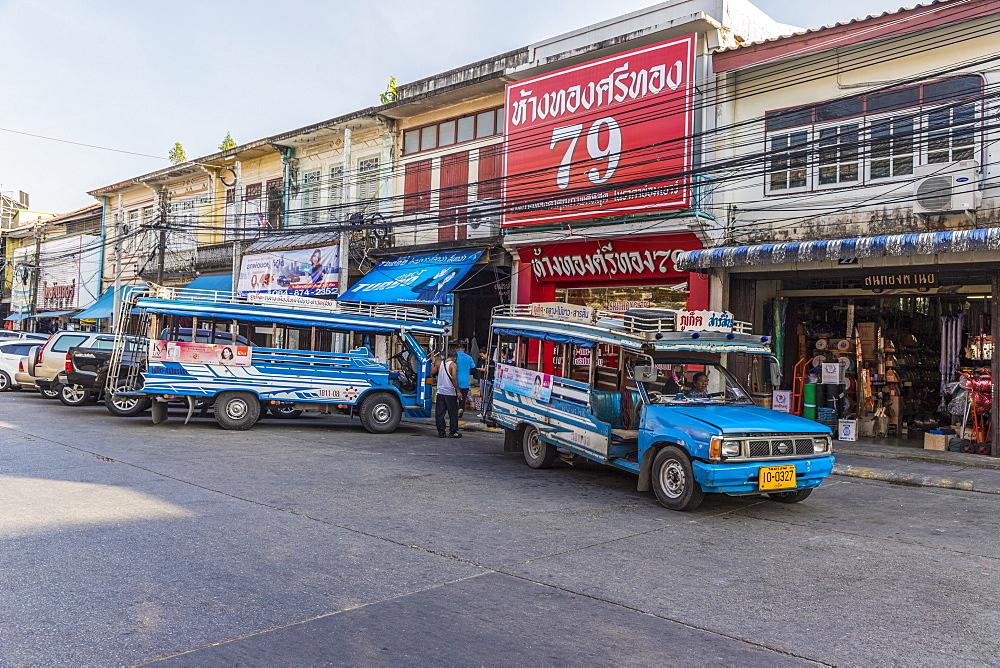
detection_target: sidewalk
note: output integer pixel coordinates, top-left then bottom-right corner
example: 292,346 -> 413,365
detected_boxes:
405,416 -> 1000,495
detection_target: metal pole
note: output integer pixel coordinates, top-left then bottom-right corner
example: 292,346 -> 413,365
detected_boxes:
29,219 -> 42,332
112,194 -> 122,331
336,127 -> 353,352
156,189 -> 167,285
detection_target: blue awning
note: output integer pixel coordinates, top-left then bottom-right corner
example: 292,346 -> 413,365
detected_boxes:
493,327 -> 595,347
35,310 -> 77,318
3,313 -> 28,322
338,249 -> 485,305
74,285 -> 144,321
185,273 -> 233,292
676,227 -> 1000,270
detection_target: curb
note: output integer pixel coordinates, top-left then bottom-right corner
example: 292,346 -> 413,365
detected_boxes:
832,462 -> 1000,495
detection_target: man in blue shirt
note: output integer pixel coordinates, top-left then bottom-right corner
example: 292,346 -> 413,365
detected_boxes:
454,342 -> 476,417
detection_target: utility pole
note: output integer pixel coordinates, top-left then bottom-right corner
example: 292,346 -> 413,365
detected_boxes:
155,189 -> 167,285
29,219 -> 43,332
336,127 -> 353,353
112,199 -> 123,331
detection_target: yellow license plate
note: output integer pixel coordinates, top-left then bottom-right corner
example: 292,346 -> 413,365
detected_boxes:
759,464 -> 797,491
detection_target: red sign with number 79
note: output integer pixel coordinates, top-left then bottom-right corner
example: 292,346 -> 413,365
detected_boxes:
502,35 -> 695,229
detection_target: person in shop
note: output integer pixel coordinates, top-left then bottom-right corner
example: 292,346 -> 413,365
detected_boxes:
431,350 -> 461,438
475,349 -> 489,397
453,341 -> 476,417
661,364 -> 687,395
687,372 -> 710,398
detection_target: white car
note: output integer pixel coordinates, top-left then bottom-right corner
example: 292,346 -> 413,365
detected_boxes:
0,340 -> 40,391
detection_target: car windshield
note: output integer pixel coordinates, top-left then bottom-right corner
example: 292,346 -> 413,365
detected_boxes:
635,360 -> 753,405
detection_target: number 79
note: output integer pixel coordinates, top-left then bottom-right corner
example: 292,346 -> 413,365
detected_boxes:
549,117 -> 622,190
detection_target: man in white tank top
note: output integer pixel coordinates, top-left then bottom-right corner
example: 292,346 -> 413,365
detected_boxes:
432,351 -> 461,438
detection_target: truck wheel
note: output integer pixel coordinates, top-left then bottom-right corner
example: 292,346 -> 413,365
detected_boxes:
59,384 -> 94,407
105,382 -> 152,417
215,391 -> 260,431
522,425 -> 556,469
651,446 -> 705,511
358,392 -> 402,434
0,371 -> 11,391
768,489 -> 812,504
269,405 -> 303,419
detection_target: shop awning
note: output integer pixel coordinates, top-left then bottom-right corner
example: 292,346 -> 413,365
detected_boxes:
35,310 -> 78,318
676,227 -> 1000,271
3,313 -> 28,322
338,249 -> 485,305
184,273 -> 233,292
74,285 -> 144,321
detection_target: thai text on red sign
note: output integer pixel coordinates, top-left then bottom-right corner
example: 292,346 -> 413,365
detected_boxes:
502,35 -> 695,228
526,234 -> 701,283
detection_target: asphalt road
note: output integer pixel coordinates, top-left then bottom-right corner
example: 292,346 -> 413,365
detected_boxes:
2,390 -> 999,666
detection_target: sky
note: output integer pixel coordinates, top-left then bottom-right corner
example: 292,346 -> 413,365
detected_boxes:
0,0 -> 916,214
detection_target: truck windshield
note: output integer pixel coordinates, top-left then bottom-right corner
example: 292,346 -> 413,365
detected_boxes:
636,360 -> 753,405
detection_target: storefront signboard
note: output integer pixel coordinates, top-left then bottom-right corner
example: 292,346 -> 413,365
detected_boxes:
495,363 -> 553,402
238,245 -> 340,297
527,235 -> 701,283
772,390 -> 791,413
675,310 -> 734,333
862,272 -> 937,293
503,36 -> 695,228
337,249 -> 484,306
150,340 -> 252,366
530,302 -> 593,323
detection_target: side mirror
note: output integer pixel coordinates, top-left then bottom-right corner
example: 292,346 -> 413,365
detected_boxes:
633,365 -> 658,383
768,357 -> 782,386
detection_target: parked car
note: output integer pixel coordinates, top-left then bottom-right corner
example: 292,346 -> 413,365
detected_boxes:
0,340 -> 40,391
18,331 -> 111,399
59,336 -> 148,411
0,331 -> 50,343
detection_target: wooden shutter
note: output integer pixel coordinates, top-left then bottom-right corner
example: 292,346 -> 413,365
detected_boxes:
477,144 -> 502,200
403,159 -> 432,213
439,151 -> 469,242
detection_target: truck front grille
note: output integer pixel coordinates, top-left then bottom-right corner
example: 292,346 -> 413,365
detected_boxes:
747,438 -> 814,458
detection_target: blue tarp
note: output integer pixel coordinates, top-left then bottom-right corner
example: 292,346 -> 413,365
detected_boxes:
338,250 -> 484,306
676,227 -> 1000,270
74,285 -> 144,321
185,273 -> 233,292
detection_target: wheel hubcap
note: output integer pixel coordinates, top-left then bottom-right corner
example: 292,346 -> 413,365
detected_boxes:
372,403 -> 391,423
659,460 -> 685,498
114,397 -> 139,410
64,386 -> 85,402
525,431 -> 540,459
226,399 -> 248,420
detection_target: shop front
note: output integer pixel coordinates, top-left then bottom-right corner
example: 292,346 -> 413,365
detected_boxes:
678,228 -> 1000,456
513,232 -> 709,312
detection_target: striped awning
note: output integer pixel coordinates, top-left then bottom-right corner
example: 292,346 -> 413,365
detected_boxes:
676,227 -> 1000,271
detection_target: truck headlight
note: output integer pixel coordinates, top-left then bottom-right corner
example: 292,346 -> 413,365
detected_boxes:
721,440 -> 742,457
813,437 -> 830,453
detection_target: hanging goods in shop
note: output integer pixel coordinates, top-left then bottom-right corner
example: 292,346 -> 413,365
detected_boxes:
939,314 -> 964,407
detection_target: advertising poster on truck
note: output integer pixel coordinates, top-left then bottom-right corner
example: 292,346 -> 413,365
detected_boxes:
150,341 -> 252,366
502,35 -> 695,228
238,245 -> 340,297
495,363 -> 554,402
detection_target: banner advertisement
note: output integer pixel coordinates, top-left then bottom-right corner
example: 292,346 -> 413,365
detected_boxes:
150,341 -> 252,366
337,249 -> 484,306
495,363 -> 553,402
503,35 -> 695,228
238,245 -> 340,297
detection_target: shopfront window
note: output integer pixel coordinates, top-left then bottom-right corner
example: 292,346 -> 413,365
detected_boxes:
556,285 -> 688,312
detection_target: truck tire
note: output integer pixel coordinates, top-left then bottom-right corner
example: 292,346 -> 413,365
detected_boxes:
59,383 -> 94,407
651,446 -> 705,511
358,392 -> 402,434
215,391 -> 261,431
105,381 -> 152,417
768,489 -> 812,504
522,425 -> 556,469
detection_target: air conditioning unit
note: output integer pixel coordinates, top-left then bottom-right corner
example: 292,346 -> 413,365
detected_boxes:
912,160 -> 981,215
466,200 -> 500,239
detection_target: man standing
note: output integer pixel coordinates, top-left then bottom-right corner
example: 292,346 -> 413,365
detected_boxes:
454,342 -> 475,417
432,351 -> 461,438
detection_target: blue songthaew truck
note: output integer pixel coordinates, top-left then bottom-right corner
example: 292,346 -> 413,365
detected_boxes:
483,303 -> 834,511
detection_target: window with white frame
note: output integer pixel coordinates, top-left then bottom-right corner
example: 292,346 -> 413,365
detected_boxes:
299,169 -> 321,225
356,156 -> 381,215
764,75 -> 982,194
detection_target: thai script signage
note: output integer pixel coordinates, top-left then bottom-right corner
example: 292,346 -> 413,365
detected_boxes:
238,244 -> 340,297
530,302 -> 593,323
503,36 -> 695,228
527,234 -> 701,283
675,310 -> 734,333
496,363 -> 553,403
248,293 -> 340,311
862,272 -> 937,293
